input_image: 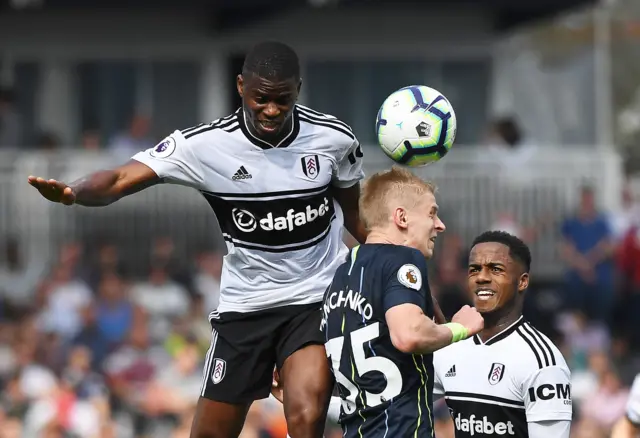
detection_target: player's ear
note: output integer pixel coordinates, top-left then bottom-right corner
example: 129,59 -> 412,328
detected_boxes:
297,78 -> 302,94
518,272 -> 529,293
393,207 -> 408,230
236,75 -> 244,98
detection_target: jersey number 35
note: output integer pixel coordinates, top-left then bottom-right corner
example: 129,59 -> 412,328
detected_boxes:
325,322 -> 403,414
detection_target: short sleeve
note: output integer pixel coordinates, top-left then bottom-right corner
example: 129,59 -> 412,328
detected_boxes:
132,130 -> 205,189
382,257 -> 428,313
523,366 -> 572,422
332,139 -> 365,189
626,374 -> 640,425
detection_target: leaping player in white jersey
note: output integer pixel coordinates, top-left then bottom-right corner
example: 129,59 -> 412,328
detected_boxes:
611,374 -> 640,437
27,41 -> 445,438
433,230 -> 572,438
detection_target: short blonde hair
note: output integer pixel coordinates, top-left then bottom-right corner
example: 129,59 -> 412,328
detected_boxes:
359,166 -> 436,231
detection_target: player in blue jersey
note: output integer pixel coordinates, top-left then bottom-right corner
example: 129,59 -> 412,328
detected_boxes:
318,166 -> 484,437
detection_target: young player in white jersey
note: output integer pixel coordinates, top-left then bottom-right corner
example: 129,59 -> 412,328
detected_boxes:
611,374 -> 640,437
433,231 -> 572,438
27,41 -> 371,438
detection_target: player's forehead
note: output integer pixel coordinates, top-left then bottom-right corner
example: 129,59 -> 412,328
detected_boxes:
414,190 -> 438,212
469,242 -> 512,265
243,73 -> 298,95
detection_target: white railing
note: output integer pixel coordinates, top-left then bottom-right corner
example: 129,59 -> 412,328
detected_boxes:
2,146 -> 624,278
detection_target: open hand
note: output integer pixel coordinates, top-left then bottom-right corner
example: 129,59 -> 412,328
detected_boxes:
27,176 -> 76,205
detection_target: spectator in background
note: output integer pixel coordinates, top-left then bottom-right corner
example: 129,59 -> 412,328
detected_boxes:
0,236 -> 44,312
107,114 -> 154,158
609,183 -> 639,243
37,262 -> 92,341
581,363 -> 630,431
193,251 -> 222,314
0,87 -> 21,148
130,264 -> 190,343
615,219 -> 640,346
35,131 -> 60,151
94,273 -> 135,348
80,129 -> 101,151
559,185 -> 616,323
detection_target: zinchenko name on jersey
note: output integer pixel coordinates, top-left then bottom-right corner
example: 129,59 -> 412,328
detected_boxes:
320,288 -> 373,330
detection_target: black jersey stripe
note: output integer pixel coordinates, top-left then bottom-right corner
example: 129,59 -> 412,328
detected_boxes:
223,124 -> 240,133
520,324 -> 550,367
524,323 -> 556,366
516,327 -> 544,369
296,106 -> 353,132
181,113 -> 236,135
181,123 -> 206,135
201,183 -> 330,200
298,115 -> 356,141
445,391 -> 525,408
184,116 -> 238,139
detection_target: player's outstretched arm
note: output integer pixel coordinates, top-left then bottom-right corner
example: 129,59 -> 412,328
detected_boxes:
386,304 -> 483,354
28,160 -> 159,207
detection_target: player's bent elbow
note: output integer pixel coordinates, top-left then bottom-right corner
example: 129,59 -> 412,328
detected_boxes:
389,325 -> 424,354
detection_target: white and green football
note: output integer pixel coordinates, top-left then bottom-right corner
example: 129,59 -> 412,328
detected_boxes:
376,85 -> 457,167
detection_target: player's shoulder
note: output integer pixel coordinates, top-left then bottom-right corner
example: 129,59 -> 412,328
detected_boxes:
510,320 -> 568,374
296,104 -> 357,145
178,111 -> 241,142
365,244 -> 426,270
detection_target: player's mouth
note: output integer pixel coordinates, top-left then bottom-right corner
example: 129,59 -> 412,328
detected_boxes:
429,236 -> 437,244
475,289 -> 497,301
258,120 -> 281,133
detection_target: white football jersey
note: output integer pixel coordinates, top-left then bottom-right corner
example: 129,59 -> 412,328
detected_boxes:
434,317 -> 572,437
627,374 -> 640,426
132,105 -> 364,313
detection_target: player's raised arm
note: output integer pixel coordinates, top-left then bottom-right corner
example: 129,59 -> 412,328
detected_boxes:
28,130 -> 204,207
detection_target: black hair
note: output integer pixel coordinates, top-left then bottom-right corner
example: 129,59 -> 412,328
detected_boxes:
471,230 -> 531,273
242,41 -> 300,82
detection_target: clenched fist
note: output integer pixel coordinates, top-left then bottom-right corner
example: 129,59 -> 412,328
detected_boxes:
452,305 -> 484,338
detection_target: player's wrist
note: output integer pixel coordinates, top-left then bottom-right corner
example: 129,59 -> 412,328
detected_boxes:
445,322 -> 468,343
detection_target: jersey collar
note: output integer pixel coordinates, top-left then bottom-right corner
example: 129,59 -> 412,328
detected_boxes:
238,107 -> 300,150
473,316 -> 524,346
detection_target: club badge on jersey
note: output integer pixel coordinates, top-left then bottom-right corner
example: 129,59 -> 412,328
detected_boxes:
301,155 -> 320,180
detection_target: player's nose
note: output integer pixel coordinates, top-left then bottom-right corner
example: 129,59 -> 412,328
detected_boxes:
263,102 -> 280,118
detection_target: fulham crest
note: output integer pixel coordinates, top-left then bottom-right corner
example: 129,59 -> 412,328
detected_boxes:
488,363 -> 505,385
212,358 -> 227,384
301,155 -> 320,179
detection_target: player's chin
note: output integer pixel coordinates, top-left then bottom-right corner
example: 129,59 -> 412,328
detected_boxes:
473,297 -> 500,313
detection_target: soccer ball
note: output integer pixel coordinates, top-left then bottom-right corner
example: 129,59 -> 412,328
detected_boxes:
375,85 -> 457,167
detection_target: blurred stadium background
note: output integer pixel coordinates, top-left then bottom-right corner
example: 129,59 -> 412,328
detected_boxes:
1,0 -> 640,436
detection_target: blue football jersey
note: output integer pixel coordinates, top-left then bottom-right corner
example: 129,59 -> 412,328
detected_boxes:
320,244 -> 436,438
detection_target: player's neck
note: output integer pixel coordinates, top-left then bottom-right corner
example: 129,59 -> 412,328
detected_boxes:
478,307 -> 522,343
365,230 -> 401,246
